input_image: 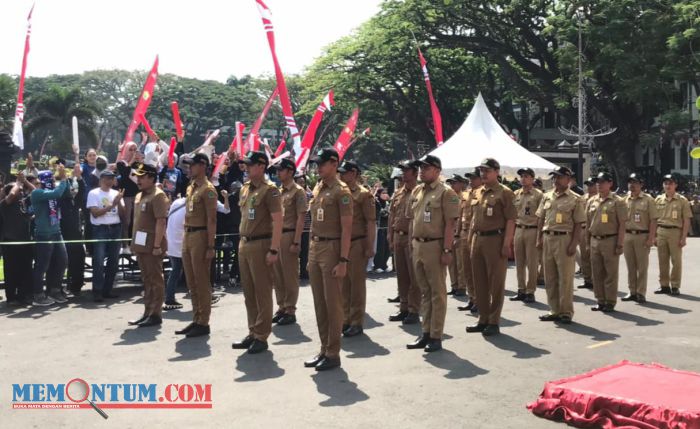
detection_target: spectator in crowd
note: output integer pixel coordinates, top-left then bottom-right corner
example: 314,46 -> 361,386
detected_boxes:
373,187 -> 391,272
86,170 -> 124,302
58,160 -> 87,296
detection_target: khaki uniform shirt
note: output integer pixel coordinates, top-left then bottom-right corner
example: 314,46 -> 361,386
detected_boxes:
309,177 -> 353,238
389,185 -> 413,233
408,181 -> 460,239
655,193 -> 692,228
470,183 -> 517,232
586,193 -> 628,236
132,187 -> 170,253
460,186 -> 481,233
239,179 -> 282,237
624,193 -> 658,231
537,189 -> 586,232
185,178 -> 217,228
280,182 -> 308,230
349,184 -> 376,237
514,187 -> 543,226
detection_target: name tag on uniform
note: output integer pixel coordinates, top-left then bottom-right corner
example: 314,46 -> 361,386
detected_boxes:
317,208 -> 325,222
134,231 -> 147,246
672,210 -> 678,220
141,202 -> 147,212
486,207 -> 493,217
634,212 -> 641,223
248,208 -> 255,220
423,210 -> 431,223
601,213 -> 608,223
555,213 -> 563,224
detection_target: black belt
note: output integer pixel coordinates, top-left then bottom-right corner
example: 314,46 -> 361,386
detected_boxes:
516,224 -> 538,229
351,235 -> 367,241
282,228 -> 295,233
474,229 -> 503,237
413,237 -> 441,242
395,230 -> 408,236
241,234 -> 272,243
626,230 -> 649,235
658,225 -> 680,229
591,233 -> 617,240
185,226 -> 207,232
544,230 -> 570,236
312,236 -> 339,242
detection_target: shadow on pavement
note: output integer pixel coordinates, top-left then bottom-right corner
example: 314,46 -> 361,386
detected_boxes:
272,323 -> 313,345
341,332 -> 390,358
604,309 -> 663,326
499,317 -> 522,328
311,368 -> 369,407
641,300 -> 691,314
162,309 -> 194,322
169,336 -> 212,362
674,293 -> 700,302
555,321 -> 620,341
113,326 -> 161,345
573,294 -> 598,306
423,349 -> 489,379
484,333 -> 550,359
364,313 -> 384,330
234,351 -> 285,382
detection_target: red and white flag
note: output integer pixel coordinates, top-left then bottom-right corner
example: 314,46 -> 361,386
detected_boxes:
418,48 -> 444,146
333,108 -> 360,161
255,0 -> 302,155
295,90 -> 334,169
12,4 -> 35,149
247,87 -> 279,152
121,56 -> 159,157
171,102 -> 185,141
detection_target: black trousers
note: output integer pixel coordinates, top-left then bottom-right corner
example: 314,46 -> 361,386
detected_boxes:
299,231 -> 309,279
2,244 -> 34,301
373,227 -> 391,270
65,243 -> 86,292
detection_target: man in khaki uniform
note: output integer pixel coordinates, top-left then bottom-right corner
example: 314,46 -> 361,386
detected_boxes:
586,172 -> 627,312
303,148 -> 352,371
622,173 -> 658,304
177,154 -> 217,338
338,161 -> 376,337
271,157 -> 308,326
465,158 -> 516,337
387,161 -> 421,324
577,178 -> 597,289
406,155 -> 460,352
446,175 -> 468,297
128,163 -> 170,327
231,151 -> 283,354
536,166 -> 585,324
654,174 -> 692,296
510,167 -> 543,304
457,169 -> 482,313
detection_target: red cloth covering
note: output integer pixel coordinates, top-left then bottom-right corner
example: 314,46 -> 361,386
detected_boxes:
528,361 -> 700,429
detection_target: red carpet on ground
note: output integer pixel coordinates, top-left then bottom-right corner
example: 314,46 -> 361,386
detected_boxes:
527,361 -> 700,429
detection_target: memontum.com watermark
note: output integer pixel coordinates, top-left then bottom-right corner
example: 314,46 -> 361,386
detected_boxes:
11,379 -> 212,419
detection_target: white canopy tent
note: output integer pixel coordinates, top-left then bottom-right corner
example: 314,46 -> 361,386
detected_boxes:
428,93 -> 558,178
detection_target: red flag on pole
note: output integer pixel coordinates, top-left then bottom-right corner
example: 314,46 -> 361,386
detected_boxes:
255,0 -> 302,155
295,90 -> 334,170
139,113 -> 156,137
121,56 -> 159,157
12,4 -> 35,149
247,87 -> 279,152
274,139 -> 286,158
167,136 -> 177,169
418,48 -> 444,146
333,108 -> 360,161
171,102 -> 184,141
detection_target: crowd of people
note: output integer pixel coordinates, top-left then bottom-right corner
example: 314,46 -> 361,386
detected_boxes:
0,134 -> 696,371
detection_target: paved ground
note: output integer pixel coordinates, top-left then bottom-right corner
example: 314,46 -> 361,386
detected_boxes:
2,240 -> 700,428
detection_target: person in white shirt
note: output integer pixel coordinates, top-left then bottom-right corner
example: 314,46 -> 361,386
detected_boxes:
86,170 -> 124,302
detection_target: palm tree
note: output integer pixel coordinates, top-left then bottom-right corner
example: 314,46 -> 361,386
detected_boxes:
24,86 -> 101,156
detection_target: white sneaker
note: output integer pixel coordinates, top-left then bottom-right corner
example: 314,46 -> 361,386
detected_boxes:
33,295 -> 56,306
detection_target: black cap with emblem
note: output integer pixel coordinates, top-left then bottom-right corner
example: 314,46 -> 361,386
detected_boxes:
465,168 -> 481,178
397,160 -> 418,170
242,150 -> 269,167
133,162 -> 158,177
273,157 -> 296,172
593,171 -> 614,183
517,167 -> 535,177
417,154 -> 442,169
662,173 -> 677,183
583,176 -> 595,186
549,166 -> 574,177
451,173 -> 468,184
183,153 -> 210,167
338,160 -> 361,174
479,158 -> 500,170
627,173 -> 643,183
309,147 -> 340,164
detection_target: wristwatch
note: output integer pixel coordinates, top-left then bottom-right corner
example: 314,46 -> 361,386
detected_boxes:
339,256 -> 350,263
268,249 -> 279,255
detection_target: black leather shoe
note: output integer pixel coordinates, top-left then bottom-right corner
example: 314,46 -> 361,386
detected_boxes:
343,325 -> 363,337
671,288 -> 680,296
539,314 -> 560,322
387,296 -> 400,303
407,333 -> 430,349
304,354 -> 325,368
523,294 -> 535,303
453,290 -> 467,297
466,323 -> 487,333
424,339 -> 442,352
342,324 -> 350,332
103,293 -> 119,299
277,314 -> 297,325
482,324 -> 500,336
232,335 -> 254,349
654,286 -> 671,295
470,304 -> 479,314
578,282 -> 593,289
315,356 -> 341,371
447,289 -> 456,296
402,313 -> 419,325
185,323 -> 210,338
93,296 -> 104,303
389,311 -> 408,322
175,322 -> 195,335
458,301 -> 474,311
128,315 -> 148,326
557,315 -> 572,324
602,304 -> 615,313
637,295 -> 647,304
247,339 -> 268,354
272,310 -> 285,324
591,304 -> 605,311
137,315 -> 162,327
509,292 -> 525,301
621,293 -> 637,302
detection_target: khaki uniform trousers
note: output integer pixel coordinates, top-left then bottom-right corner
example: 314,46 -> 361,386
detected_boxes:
579,230 -> 593,283
182,230 -> 212,326
623,233 -> 651,297
240,238 -> 274,341
543,234 -> 575,318
342,239 -> 367,327
514,227 -> 538,294
456,236 -> 470,293
393,232 -> 420,313
136,253 -> 164,318
272,232 -> 300,313
412,239 -> 447,338
471,234 -> 507,325
590,236 -> 620,306
308,240 -> 344,359
656,227 -> 683,288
